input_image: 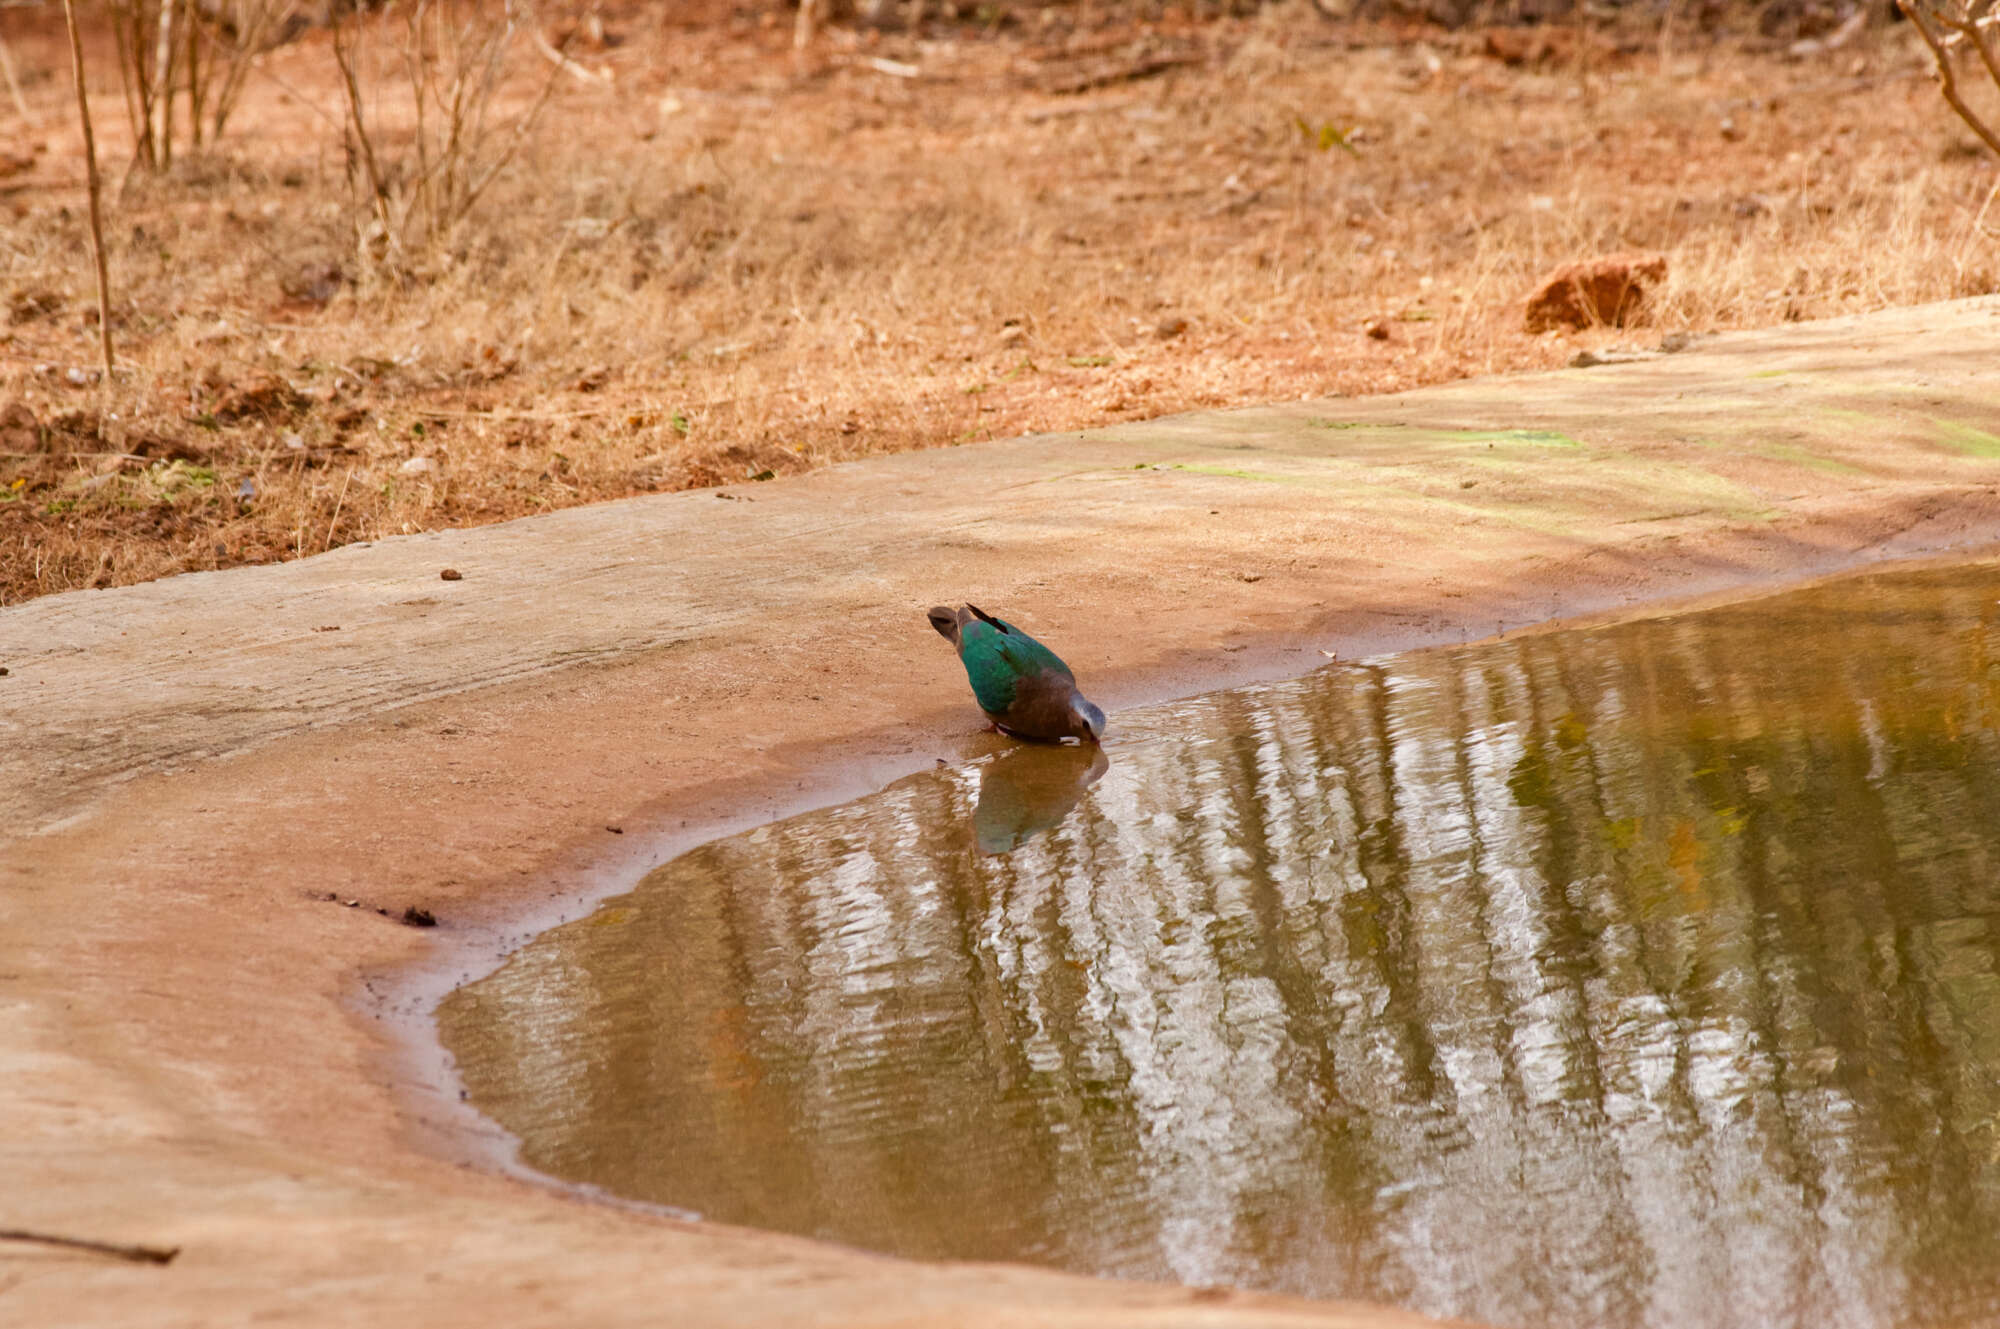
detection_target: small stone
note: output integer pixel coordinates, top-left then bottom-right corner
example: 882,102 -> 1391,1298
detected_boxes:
401,906 -> 438,927
1570,347 -> 1657,368
998,323 -> 1027,346
1154,316 -> 1187,339
0,666 -> 9,676
606,825 -> 624,834
1364,317 -> 1392,341
440,568 -> 463,581
398,455 -> 436,476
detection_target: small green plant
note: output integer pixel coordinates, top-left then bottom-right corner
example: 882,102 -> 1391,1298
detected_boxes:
1292,115 -> 1361,156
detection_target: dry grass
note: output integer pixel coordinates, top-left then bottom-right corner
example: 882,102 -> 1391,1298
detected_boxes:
2,1 -> 1998,603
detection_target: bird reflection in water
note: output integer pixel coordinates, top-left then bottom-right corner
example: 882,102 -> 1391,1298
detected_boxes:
972,742 -> 1109,855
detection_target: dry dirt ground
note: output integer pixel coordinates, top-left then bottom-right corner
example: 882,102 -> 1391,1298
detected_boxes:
4,2 -> 1999,602
4,297 -> 2000,1327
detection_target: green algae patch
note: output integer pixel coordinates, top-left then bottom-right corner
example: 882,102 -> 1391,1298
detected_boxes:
1150,460 -> 1563,532
1430,427 -> 1585,449
1300,421 -> 1586,451
1934,421 -> 2000,459
1170,461 -> 1331,488
1692,437 -> 1870,476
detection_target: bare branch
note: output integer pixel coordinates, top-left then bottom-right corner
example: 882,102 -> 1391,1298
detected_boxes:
532,27 -> 607,85
0,1228 -> 178,1265
151,0 -> 176,167
59,0 -> 115,379
330,10 -> 397,253
1898,0 -> 2000,159
1947,7 -> 2000,103
456,17 -> 570,224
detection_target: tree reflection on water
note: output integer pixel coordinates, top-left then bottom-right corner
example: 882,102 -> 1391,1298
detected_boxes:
442,560 -> 2000,1329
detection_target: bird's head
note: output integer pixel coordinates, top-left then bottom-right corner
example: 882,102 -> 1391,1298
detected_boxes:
1069,695 -> 1107,744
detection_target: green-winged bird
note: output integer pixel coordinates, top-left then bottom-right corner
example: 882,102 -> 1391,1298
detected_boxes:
927,603 -> 1107,743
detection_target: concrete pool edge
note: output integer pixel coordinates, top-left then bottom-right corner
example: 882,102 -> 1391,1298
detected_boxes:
7,297 -> 2000,1327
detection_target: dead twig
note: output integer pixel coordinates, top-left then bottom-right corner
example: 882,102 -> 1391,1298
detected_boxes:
0,177 -> 89,197
1034,53 -> 1201,96
0,1228 -> 179,1265
0,451 -> 148,459
408,405 -> 628,420
58,0 -> 115,380
532,28 -> 609,86
323,466 -> 354,552
859,55 -> 919,79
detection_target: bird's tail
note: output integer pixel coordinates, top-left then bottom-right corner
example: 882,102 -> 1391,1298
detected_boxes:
927,605 -> 962,645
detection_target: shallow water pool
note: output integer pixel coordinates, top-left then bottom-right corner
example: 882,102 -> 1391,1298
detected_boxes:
441,558 -> 2000,1329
